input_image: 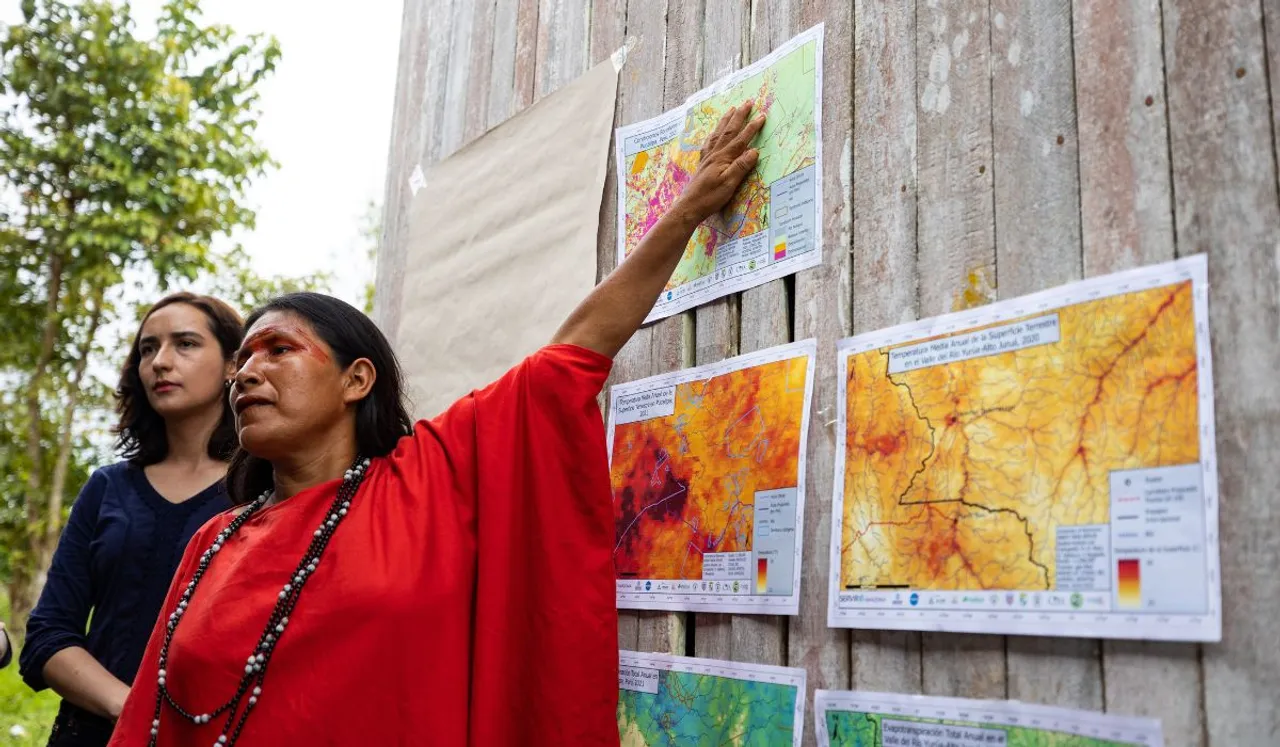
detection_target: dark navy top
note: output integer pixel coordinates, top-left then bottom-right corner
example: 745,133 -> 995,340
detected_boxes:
19,461 -> 231,692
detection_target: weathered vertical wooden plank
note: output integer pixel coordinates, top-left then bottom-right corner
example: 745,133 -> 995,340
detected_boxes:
1163,1 -> 1280,744
489,0 -> 521,127
635,0 -> 704,659
717,0 -> 799,672
464,0 -> 498,141
588,0 -> 629,654
1073,1 -> 1205,742
1075,0 -> 1176,277
1266,0 -> 1280,198
990,0 -> 1082,292
850,0 -> 923,696
419,0 -> 460,166
536,0 -> 590,97
991,0 -> 1099,712
792,2 -> 854,740
513,0 -> 539,110
915,0 -> 996,315
690,0 -> 748,664
440,0 -> 476,156
914,0 -> 1004,701
373,0 -> 430,336
614,0 -> 671,655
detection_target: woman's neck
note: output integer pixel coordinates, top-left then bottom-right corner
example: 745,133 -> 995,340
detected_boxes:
269,429 -> 359,504
162,405 -> 223,468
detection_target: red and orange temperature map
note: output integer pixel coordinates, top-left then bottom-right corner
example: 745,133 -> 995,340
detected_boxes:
829,256 -> 1221,642
608,340 -> 815,614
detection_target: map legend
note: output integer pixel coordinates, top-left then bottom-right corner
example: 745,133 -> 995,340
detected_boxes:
1117,559 -> 1142,608
756,557 -> 768,594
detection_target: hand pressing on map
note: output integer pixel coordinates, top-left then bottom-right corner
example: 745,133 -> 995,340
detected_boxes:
551,103 -> 766,359
672,103 -> 767,224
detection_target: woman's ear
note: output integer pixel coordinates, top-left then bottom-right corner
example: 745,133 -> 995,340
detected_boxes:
342,358 -> 377,404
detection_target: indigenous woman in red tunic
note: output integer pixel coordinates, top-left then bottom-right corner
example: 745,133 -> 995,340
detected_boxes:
109,105 -> 766,746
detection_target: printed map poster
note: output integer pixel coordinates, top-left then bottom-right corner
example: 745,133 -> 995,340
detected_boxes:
609,340 -> 816,615
829,255 -> 1221,641
616,24 -> 823,324
619,651 -> 807,747
815,690 -> 1163,747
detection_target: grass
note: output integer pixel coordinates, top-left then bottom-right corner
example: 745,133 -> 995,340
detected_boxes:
0,591 -> 58,746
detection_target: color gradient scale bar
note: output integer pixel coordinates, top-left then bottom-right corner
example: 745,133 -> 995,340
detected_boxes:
1117,558 -> 1141,608
773,236 -> 787,261
756,557 -> 768,594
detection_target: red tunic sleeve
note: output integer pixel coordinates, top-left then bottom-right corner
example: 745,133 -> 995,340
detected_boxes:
398,343 -> 619,745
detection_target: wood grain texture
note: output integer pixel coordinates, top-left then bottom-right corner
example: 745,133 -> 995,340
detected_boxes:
465,0 -> 498,141
690,0 -> 747,665
990,0 -> 1098,712
1164,0 -> 1280,743
850,0 -> 922,694
372,0 -> 430,336
488,0 -> 521,126
536,0 -> 590,97
1073,0 -> 1201,739
990,0 -> 1081,293
610,0 -> 669,654
791,3 -> 854,742
915,0 -> 995,316
921,634 -> 1006,699
1074,0 -> 1175,278
513,0 -> 539,111
913,0 -> 1004,699
440,0 -> 475,156
586,0 -> 627,653
1266,0 -> 1280,202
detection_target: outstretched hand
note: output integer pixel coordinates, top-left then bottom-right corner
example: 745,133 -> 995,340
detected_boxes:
549,102 -> 767,360
673,102 -> 767,223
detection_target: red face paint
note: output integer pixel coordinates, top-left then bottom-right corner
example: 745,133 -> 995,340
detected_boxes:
238,322 -> 332,367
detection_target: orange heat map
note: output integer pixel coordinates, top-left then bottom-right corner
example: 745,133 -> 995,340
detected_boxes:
612,357 -> 808,581
840,281 -> 1200,592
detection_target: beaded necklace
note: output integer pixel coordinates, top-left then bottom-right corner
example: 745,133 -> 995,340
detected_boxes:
148,456 -> 371,747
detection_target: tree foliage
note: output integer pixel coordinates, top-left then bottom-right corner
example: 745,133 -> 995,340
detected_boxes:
0,0 -> 310,630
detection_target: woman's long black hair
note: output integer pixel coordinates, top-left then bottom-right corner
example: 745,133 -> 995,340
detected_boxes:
225,292 -> 414,505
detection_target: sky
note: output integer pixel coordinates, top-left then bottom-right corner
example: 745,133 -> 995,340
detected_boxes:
1,0 -> 405,308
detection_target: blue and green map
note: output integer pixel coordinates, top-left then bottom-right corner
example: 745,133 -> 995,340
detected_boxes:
617,655 -> 803,746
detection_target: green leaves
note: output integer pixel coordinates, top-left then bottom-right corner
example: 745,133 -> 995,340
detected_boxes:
0,0 -> 294,589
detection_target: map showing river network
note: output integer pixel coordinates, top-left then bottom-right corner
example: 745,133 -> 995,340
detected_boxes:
837,280 -> 1199,594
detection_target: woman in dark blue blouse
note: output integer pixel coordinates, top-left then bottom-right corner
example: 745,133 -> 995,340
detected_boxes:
20,292 -> 243,747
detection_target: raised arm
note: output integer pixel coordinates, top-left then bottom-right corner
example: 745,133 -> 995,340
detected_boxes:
552,103 -> 767,358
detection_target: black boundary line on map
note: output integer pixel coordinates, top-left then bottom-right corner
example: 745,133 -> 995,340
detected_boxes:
874,350 -> 1053,590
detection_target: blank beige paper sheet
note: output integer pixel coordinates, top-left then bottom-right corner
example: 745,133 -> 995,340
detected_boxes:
394,60 -> 619,418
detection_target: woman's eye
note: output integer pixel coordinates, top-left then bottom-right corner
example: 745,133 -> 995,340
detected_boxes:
179,340 -> 197,349
271,345 -> 291,356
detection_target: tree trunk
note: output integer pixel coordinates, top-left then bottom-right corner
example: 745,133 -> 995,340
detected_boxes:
42,285 -> 104,569
16,252 -> 64,639
24,252 -> 64,525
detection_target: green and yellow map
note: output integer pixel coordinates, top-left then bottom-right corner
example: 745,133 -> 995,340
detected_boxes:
817,691 -> 1162,747
616,24 -> 823,322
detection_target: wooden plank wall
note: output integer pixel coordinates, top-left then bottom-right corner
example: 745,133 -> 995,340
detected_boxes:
374,1 -> 1280,744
